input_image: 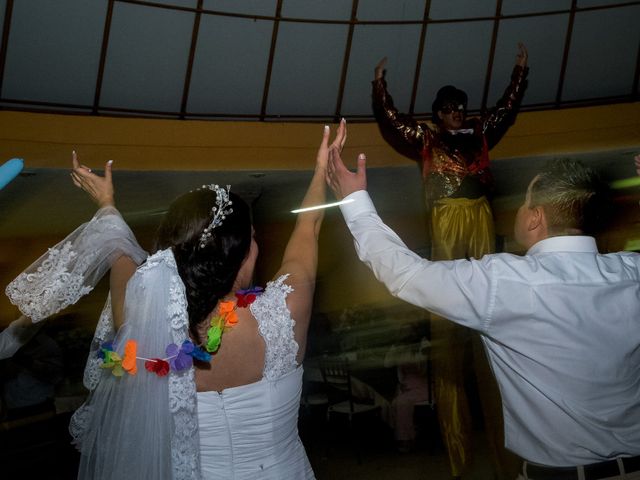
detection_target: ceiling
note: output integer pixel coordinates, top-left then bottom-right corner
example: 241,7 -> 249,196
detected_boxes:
0,0 -> 639,246
0,0 -> 637,121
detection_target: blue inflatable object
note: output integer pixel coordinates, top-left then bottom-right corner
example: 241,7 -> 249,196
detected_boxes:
0,158 -> 24,190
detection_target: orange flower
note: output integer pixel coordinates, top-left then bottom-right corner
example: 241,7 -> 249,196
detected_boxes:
218,301 -> 235,315
122,339 -> 138,375
224,312 -> 238,327
219,300 -> 238,327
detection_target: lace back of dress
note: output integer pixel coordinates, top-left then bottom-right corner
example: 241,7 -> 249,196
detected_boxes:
250,274 -> 299,381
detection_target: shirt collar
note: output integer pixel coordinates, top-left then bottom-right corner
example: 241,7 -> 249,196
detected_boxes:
447,128 -> 474,135
526,236 -> 598,256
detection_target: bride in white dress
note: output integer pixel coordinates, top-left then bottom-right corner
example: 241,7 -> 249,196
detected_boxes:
6,121 -> 346,479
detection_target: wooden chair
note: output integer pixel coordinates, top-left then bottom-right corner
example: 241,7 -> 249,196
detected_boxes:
319,356 -> 381,463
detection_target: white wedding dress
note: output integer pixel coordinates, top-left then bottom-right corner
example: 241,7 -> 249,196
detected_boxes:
5,206 -> 315,480
197,276 -> 314,479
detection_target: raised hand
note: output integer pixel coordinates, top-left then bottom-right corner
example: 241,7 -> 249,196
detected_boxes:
326,149 -> 367,200
316,119 -> 347,171
70,151 -> 115,208
516,42 -> 528,68
374,57 -> 388,81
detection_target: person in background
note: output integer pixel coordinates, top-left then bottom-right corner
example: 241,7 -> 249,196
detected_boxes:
326,147 -> 640,480
0,315 -> 40,361
1,324 -> 63,420
383,326 -> 430,453
372,43 -> 528,479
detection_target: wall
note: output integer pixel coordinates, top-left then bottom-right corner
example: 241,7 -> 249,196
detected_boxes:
0,103 -> 639,325
0,102 -> 638,171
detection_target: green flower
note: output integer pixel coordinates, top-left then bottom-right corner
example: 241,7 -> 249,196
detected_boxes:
206,325 -> 223,353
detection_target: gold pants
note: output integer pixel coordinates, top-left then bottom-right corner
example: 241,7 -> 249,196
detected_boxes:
430,197 -> 519,479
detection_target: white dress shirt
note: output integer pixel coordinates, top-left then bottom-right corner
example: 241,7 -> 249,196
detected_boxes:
340,190 -> 640,466
0,317 -> 39,360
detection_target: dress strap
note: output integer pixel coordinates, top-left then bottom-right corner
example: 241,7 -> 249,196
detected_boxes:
250,274 -> 299,381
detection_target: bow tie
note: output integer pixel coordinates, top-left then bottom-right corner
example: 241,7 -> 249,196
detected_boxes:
447,128 -> 474,135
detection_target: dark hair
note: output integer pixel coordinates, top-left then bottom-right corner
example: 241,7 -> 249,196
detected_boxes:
154,188 -> 252,341
431,85 -> 468,124
530,159 -> 610,236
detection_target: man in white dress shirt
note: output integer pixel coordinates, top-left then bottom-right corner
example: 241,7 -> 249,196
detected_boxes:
0,315 -> 39,360
326,150 -> 640,480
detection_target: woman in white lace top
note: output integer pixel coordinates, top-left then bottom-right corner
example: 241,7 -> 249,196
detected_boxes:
6,121 -> 346,479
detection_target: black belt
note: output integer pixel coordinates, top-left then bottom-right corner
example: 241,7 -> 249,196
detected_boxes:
525,456 -> 640,480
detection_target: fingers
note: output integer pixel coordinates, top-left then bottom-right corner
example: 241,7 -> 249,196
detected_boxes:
339,118 -> 347,149
104,159 -> 113,184
70,172 -> 82,188
326,147 -> 352,182
332,118 -> 347,151
328,146 -> 347,174
72,150 -> 92,174
326,148 -> 340,187
325,148 -> 367,200
516,42 -> 528,66
321,125 -> 330,149
376,57 -> 388,69
325,148 -> 343,198
375,57 -> 388,79
327,147 -> 337,175
71,170 -> 91,192
356,153 -> 367,191
356,153 -> 367,179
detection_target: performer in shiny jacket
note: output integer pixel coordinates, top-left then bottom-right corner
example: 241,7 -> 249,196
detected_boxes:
372,44 -> 528,480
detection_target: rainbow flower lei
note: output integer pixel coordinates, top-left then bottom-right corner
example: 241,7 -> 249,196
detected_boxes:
98,286 -> 264,377
205,286 -> 264,353
98,339 -> 211,377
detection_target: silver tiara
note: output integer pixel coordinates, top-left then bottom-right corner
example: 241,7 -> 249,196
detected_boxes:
199,184 -> 233,248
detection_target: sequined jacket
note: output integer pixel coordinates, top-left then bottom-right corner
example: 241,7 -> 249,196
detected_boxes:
372,65 -> 528,205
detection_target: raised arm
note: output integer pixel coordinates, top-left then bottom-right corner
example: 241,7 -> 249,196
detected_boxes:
483,43 -> 529,149
372,58 -> 427,161
277,120 -> 346,361
6,154 -> 146,328
327,149 -> 493,333
71,153 -> 138,330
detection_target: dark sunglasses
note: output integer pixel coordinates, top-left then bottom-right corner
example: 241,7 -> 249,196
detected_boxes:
440,103 -> 465,114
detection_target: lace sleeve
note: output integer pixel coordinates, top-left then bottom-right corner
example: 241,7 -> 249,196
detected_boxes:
5,206 -> 147,322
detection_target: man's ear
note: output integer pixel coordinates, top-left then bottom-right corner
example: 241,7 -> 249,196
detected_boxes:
529,205 -> 549,238
528,206 -> 542,231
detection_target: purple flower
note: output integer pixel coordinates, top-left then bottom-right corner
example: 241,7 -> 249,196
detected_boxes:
166,343 -> 193,372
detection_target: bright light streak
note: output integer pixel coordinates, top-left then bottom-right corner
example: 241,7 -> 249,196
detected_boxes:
611,176 -> 640,189
291,198 -> 354,213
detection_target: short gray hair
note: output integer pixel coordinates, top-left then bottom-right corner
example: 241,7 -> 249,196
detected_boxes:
530,159 -> 609,235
